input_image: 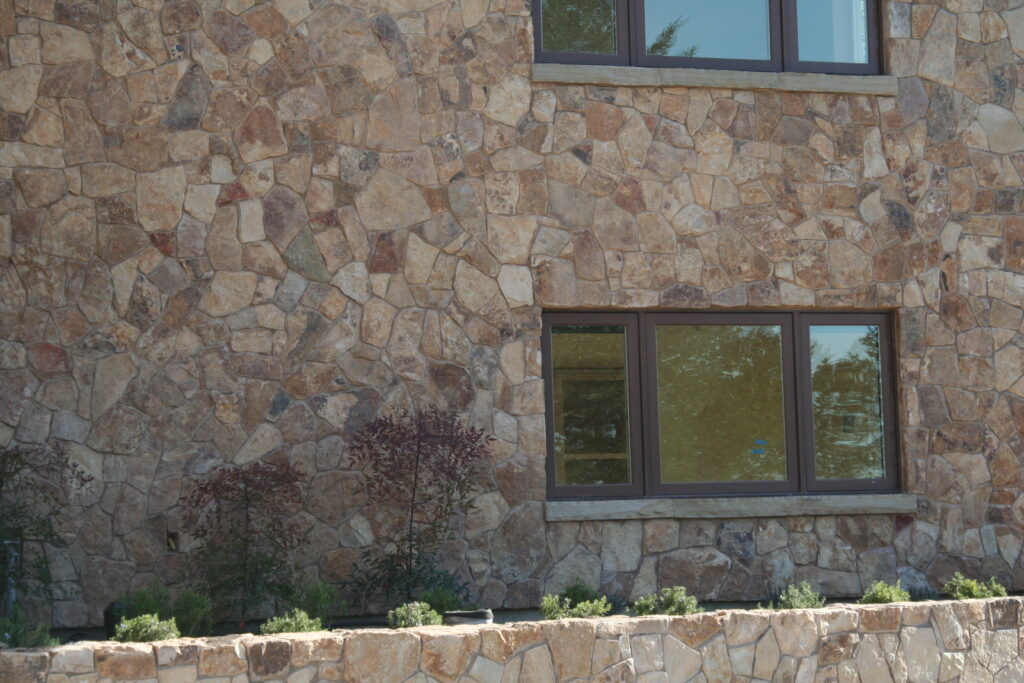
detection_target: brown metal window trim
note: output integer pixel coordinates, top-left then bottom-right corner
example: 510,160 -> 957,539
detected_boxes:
542,311 -> 900,500
532,0 -> 881,76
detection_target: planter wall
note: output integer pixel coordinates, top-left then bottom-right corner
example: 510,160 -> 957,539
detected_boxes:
3,597 -> 1024,681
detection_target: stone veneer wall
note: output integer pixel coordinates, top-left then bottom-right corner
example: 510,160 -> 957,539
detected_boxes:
4,598 -> 1024,681
1,0 -> 1024,628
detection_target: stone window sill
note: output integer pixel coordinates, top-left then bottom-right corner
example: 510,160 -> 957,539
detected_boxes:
532,63 -> 898,96
545,493 -> 918,522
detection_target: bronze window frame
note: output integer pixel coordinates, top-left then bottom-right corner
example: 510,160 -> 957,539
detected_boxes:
532,0 -> 881,76
542,311 -> 900,500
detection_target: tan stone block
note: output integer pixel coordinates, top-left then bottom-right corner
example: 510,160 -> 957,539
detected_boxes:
198,639 -> 248,677
199,271 -> 258,317
344,631 -> 420,683
0,64 -> 42,113
137,166 -> 186,232
95,644 -> 157,680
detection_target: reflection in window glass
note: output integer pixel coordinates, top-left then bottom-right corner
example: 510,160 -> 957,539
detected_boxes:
551,326 -> 631,485
541,0 -> 617,54
810,325 -> 885,480
656,325 -> 787,483
796,0 -> 868,63
644,0 -> 770,60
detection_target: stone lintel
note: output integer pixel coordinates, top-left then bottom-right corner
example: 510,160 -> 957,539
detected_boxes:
545,493 -> 919,522
532,63 -> 899,96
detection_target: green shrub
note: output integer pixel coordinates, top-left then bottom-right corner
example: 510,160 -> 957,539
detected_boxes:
561,577 -> 603,606
172,590 -> 213,637
760,582 -> 826,610
539,594 -> 613,619
943,572 -> 1008,600
417,586 -> 466,614
123,582 -> 213,637
539,577 -> 613,620
0,605 -> 58,648
124,580 -> 172,619
858,580 -> 911,604
287,582 -> 345,625
387,602 -> 443,628
260,608 -> 322,635
113,614 -> 180,643
631,586 -> 703,616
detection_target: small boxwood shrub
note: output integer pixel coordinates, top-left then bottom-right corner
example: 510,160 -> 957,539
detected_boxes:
539,578 -> 612,620
114,614 -> 180,642
631,586 -> 703,616
260,608 -> 322,634
387,602 -> 443,628
540,594 -> 613,619
858,580 -> 911,604
760,582 -> 825,610
943,572 -> 1008,600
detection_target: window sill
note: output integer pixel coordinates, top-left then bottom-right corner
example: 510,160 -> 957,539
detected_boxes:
531,63 -> 898,96
545,493 -> 918,522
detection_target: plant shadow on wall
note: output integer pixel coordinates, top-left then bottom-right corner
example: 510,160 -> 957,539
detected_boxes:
345,409 -> 493,611
0,442 -> 93,647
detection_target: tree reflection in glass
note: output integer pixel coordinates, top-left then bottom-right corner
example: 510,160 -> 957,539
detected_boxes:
540,0 -> 617,54
810,325 -> 885,480
551,325 -> 631,485
656,325 -> 787,483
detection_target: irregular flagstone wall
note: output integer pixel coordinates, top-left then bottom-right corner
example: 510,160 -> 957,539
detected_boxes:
5,598 -> 1024,681
1,0 -> 1024,628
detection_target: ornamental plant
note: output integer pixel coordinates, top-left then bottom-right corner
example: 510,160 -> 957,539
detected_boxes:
759,582 -> 826,610
260,608 -> 322,635
631,586 -> 703,616
0,442 -> 92,645
121,581 -> 213,637
113,614 -> 180,642
386,602 -> 443,628
182,461 -> 304,626
858,580 -> 911,604
943,572 -> 1008,600
347,409 -> 492,605
539,577 -> 613,619
286,581 -> 346,626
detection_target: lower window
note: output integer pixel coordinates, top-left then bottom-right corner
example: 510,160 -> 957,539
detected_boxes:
542,311 -> 899,498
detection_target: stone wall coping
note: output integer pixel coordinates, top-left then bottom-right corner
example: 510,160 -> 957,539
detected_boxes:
532,63 -> 900,95
545,493 -> 919,521
6,598 -> 1024,681
19,595 -> 1024,653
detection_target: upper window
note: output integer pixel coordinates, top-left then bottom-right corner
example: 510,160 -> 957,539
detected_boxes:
533,0 -> 880,75
542,311 -> 898,499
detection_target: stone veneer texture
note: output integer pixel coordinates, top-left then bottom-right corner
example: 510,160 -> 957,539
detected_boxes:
5,598 -> 1024,681
0,0 -> 1023,628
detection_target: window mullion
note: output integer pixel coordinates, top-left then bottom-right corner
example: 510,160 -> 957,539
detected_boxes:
791,312 -> 815,492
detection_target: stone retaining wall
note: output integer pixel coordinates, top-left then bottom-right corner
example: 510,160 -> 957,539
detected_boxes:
3,597 -> 1024,681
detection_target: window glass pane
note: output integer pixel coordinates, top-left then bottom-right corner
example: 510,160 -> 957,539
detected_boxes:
655,325 -> 787,483
810,325 -> 885,480
796,0 -> 869,64
644,0 -> 771,60
540,0 -> 617,54
551,325 -> 631,485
